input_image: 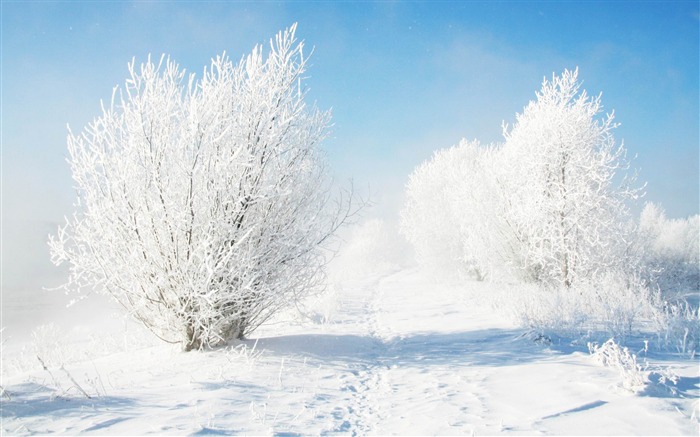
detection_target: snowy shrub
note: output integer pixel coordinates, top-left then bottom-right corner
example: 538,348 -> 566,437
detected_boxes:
638,202 -> 699,295
400,140 -> 504,281
31,323 -> 68,368
49,25 -> 353,351
633,203 -> 699,356
400,141 -> 480,280
592,274 -> 657,340
510,283 -> 589,336
504,270 -> 661,345
588,338 -> 647,393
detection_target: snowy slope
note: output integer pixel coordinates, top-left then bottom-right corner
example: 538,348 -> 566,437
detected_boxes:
2,268 -> 698,435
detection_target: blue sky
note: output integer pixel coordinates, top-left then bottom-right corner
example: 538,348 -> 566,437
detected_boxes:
2,1 -> 699,292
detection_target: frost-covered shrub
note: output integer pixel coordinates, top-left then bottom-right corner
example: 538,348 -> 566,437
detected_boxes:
633,203 -> 699,356
652,300 -> 700,357
30,323 -> 68,368
400,140 -> 497,281
510,272 -> 657,340
588,338 -> 685,396
499,263 -> 699,356
509,282 -> 587,335
638,202 -> 699,295
49,25 -> 352,351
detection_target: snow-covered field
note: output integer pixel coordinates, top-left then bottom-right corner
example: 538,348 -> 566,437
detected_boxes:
1,268 -> 698,435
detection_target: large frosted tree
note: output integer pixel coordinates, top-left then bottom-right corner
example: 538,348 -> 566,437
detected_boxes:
496,68 -> 640,287
49,25 -> 351,350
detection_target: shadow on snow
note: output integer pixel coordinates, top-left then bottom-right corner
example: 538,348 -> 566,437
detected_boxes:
0,382 -> 136,422
385,329 -> 553,367
246,328 -> 552,368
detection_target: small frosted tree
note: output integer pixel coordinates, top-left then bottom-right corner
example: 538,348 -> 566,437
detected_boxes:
638,202 -> 700,292
400,139 -> 496,281
497,68 -> 641,287
49,25 -> 351,350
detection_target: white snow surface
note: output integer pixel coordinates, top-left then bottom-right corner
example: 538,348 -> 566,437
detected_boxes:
2,268 -> 698,435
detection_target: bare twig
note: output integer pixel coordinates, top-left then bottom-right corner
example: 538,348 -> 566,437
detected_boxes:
60,365 -> 92,399
37,355 -> 93,399
37,355 -> 62,392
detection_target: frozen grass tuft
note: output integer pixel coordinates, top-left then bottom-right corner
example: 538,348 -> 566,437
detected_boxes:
3,319 -> 159,378
588,338 -> 689,398
489,270 -> 699,358
498,273 -> 658,342
588,338 -> 647,394
652,300 -> 700,358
